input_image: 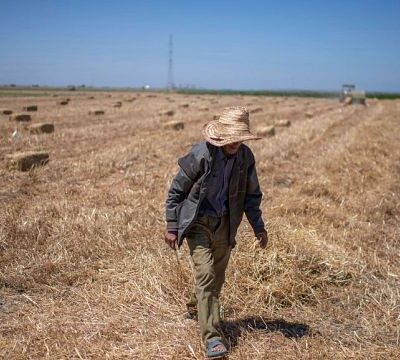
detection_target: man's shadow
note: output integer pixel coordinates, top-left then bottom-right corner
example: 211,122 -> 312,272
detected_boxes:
220,317 -> 311,349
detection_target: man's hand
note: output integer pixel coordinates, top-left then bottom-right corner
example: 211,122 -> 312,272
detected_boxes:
164,231 -> 178,250
256,231 -> 268,249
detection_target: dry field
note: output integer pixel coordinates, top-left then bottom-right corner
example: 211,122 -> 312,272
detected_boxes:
0,91 -> 399,359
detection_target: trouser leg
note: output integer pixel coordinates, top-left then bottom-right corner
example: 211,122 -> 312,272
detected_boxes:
212,215 -> 231,298
186,215 -> 231,344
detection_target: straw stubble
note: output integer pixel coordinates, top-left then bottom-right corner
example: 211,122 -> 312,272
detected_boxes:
0,92 -> 399,359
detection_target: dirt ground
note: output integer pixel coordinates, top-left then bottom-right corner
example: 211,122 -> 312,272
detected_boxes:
1,92 -> 399,359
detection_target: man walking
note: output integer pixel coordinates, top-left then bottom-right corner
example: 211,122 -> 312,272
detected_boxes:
165,106 -> 268,358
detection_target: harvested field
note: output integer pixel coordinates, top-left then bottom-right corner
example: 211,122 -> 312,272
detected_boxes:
0,91 -> 399,359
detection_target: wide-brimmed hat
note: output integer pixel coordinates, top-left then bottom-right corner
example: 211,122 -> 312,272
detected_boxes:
203,106 -> 261,146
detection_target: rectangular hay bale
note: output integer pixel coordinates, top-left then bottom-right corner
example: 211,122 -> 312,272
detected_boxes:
22,105 -> 38,111
163,121 -> 184,130
6,151 -> 49,171
28,123 -> 55,134
9,113 -> 31,122
250,107 -> 263,114
159,110 -> 175,116
57,100 -> 69,105
89,110 -> 105,115
275,119 -> 291,127
257,126 -> 276,137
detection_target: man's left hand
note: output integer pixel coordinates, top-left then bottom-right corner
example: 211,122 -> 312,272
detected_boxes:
256,231 -> 268,249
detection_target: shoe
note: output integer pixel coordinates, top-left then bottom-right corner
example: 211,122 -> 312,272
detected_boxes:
206,339 -> 228,359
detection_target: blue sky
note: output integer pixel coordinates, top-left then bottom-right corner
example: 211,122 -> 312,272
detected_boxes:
0,0 -> 399,91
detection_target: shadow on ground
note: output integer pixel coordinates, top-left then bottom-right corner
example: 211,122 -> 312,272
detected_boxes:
220,317 -> 311,348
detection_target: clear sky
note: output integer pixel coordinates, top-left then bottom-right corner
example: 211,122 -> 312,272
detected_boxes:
1,0 -> 399,91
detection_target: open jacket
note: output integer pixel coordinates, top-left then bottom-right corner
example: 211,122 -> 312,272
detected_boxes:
165,141 -> 265,248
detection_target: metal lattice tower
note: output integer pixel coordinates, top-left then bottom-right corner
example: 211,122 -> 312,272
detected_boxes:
167,34 -> 175,90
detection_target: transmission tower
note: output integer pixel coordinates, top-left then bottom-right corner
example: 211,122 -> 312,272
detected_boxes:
167,34 -> 175,90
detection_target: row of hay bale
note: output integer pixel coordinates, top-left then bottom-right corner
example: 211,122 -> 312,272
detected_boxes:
1,104 -> 38,115
3,94 -> 138,171
156,102 -> 197,130
3,104 -> 54,171
159,118 -> 292,135
7,112 -> 55,134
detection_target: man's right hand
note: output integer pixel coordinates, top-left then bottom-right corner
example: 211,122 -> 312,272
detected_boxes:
164,231 -> 178,250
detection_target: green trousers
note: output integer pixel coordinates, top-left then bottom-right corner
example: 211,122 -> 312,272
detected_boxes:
186,214 -> 231,345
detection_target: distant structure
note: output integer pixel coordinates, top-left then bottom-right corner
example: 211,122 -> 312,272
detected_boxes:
166,34 -> 175,91
339,84 -> 366,105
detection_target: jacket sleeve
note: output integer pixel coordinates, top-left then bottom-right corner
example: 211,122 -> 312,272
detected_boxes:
244,156 -> 266,235
165,148 -> 204,230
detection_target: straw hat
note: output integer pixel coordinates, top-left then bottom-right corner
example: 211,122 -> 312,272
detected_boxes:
203,106 -> 261,146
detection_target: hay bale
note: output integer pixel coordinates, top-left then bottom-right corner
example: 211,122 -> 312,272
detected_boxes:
159,110 -> 175,116
9,113 -> 31,122
89,110 -> 105,115
57,100 -> 69,105
6,151 -> 49,171
22,105 -> 38,112
28,123 -> 55,134
163,121 -> 184,131
180,103 -> 189,108
1,109 -> 13,115
113,102 -> 122,108
125,97 -> 136,102
257,126 -> 276,137
250,107 -> 263,114
275,119 -> 291,127
88,96 -> 95,100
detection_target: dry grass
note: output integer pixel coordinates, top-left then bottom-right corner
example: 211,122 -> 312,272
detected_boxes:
0,92 -> 399,359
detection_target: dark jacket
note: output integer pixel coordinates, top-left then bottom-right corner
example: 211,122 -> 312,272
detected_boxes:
165,141 -> 265,248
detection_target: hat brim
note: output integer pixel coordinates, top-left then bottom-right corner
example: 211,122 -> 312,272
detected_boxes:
203,120 -> 261,147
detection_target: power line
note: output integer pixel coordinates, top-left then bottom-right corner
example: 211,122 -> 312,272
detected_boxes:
167,34 -> 175,90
